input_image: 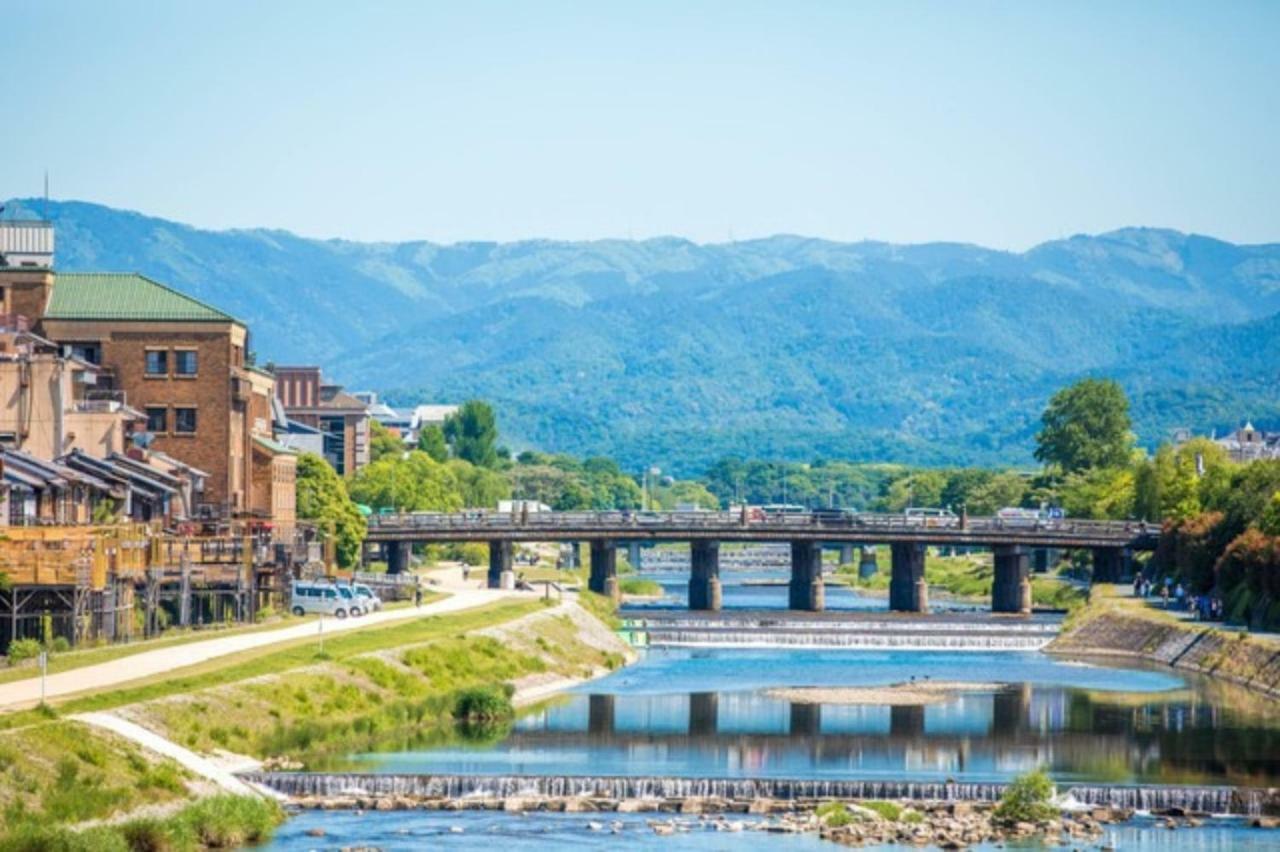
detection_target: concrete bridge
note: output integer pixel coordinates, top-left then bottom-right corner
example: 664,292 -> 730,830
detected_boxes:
366,510 -> 1158,615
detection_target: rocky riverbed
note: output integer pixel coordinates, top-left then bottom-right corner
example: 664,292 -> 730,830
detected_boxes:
276,792 -> 1280,848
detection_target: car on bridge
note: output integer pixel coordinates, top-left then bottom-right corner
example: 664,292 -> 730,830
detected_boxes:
904,507 -> 959,528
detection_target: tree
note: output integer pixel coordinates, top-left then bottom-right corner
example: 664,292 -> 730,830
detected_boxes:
417,424 -> 449,462
1058,466 -> 1135,520
348,451 -> 464,512
964,472 -> 1029,516
368,419 -> 405,463
1034,379 -> 1133,474
446,459 -> 511,508
443,400 -> 499,468
295,452 -> 367,567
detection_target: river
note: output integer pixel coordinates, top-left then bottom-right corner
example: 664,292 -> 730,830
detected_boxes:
260,571 -> 1280,850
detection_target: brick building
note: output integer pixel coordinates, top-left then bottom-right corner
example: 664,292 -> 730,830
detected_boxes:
0,265 -> 294,522
274,366 -> 369,475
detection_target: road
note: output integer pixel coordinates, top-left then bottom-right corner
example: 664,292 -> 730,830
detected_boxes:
0,587 -> 521,711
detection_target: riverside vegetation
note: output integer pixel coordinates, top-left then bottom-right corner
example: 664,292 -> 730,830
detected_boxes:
0,597 -> 631,850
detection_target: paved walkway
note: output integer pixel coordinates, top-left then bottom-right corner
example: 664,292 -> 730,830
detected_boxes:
0,588 -> 520,711
72,711 -> 267,797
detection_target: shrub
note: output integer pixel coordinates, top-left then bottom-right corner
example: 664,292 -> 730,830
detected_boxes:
48,637 -> 71,654
6,639 -> 42,666
176,795 -> 283,847
815,801 -> 854,827
994,768 -> 1057,824
451,684 -> 514,720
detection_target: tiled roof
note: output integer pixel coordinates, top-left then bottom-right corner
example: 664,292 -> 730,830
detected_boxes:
45,273 -> 238,323
253,434 -> 298,455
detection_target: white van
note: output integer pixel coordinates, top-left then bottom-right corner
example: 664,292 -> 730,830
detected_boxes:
290,581 -> 352,618
350,583 -> 382,612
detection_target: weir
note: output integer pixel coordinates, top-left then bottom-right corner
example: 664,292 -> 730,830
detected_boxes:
244,772 -> 1272,816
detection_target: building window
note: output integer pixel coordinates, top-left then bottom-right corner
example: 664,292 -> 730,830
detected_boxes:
174,407 -> 198,434
174,349 -> 198,376
145,407 -> 167,433
145,350 -> 168,376
69,343 -> 101,365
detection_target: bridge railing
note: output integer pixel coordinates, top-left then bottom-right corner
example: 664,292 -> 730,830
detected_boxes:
366,510 -> 1154,540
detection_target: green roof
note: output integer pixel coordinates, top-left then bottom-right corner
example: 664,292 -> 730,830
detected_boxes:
45,273 -> 239,323
253,434 -> 297,455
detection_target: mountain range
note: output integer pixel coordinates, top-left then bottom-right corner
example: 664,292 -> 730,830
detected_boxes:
7,198 -> 1280,474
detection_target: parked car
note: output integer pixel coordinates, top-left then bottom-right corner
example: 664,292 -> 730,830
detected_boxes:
290,580 -> 351,618
349,582 -> 382,612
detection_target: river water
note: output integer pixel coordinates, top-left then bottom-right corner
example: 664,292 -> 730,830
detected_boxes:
259,575 -> 1280,850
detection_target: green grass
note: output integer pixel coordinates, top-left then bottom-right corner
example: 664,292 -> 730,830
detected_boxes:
815,801 -> 855,827
130,603 -> 617,766
0,599 -> 540,733
0,720 -> 191,835
619,577 -> 663,596
861,800 -> 903,821
0,793 -> 283,851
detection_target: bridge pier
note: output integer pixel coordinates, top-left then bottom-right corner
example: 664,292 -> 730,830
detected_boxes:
627,541 -> 642,569
991,683 -> 1031,735
689,692 -> 719,737
789,702 -> 822,737
889,543 -> 928,613
1033,548 -> 1051,574
587,693 -> 615,736
689,540 -> 722,611
838,543 -> 856,566
890,704 -> 925,738
589,540 -> 619,602
1091,547 -> 1127,583
859,545 -> 879,579
488,540 -> 513,589
386,541 -> 410,575
992,545 -> 1032,614
789,541 -> 825,611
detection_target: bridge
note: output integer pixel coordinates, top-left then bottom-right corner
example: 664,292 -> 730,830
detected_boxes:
366,510 -> 1158,615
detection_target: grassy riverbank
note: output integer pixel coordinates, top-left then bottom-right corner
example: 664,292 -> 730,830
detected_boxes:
1052,586 -> 1280,700
0,595 -> 631,849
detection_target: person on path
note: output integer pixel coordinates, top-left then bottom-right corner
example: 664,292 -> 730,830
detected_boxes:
414,585 -> 423,608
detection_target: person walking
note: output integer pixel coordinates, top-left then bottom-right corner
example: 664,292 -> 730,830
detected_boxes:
414,584 -> 423,608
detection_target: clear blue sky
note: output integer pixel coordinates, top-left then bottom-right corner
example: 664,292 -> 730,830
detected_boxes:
5,0 -> 1278,248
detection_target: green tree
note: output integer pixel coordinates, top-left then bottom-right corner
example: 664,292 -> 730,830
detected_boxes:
446,459 -> 511,508
368,419 -> 404,463
1058,466 -> 1135,520
653,480 -> 721,510
348,451 -> 464,512
295,452 -> 367,567
964,472 -> 1029,516
1132,457 -> 1161,522
1034,379 -> 1134,474
879,470 -> 947,511
417,424 -> 449,462
443,400 -> 499,468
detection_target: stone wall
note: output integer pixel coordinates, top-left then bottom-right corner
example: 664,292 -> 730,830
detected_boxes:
1051,607 -> 1280,699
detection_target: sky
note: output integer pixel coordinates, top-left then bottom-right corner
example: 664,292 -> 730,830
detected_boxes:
5,0 -> 1279,249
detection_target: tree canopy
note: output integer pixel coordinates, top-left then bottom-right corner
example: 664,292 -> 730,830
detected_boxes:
295,452 -> 367,567
443,400 -> 499,468
1034,378 -> 1134,474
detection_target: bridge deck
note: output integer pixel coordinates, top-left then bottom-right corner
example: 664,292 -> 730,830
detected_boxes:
367,510 -> 1156,550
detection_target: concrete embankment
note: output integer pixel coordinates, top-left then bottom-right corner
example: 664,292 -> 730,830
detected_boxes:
1050,592 -> 1280,700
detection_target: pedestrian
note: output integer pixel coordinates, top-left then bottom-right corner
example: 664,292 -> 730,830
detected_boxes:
1160,584 -> 1169,609
1175,582 -> 1186,610
414,585 -> 423,608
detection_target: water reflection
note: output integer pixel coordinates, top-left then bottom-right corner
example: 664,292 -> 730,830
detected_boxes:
355,649 -> 1280,786
622,570 -> 979,612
